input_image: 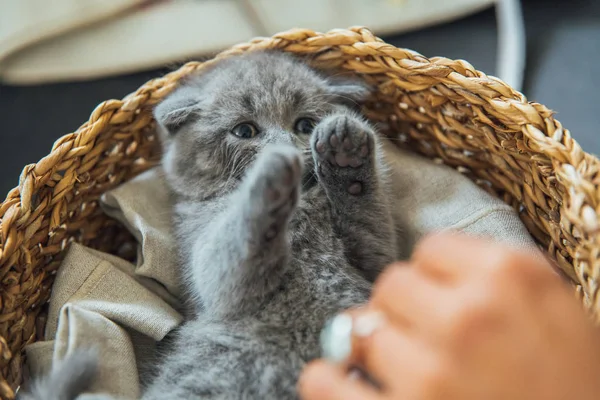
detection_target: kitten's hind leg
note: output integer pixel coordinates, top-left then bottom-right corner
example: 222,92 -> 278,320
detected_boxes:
190,145 -> 302,317
312,113 -> 396,281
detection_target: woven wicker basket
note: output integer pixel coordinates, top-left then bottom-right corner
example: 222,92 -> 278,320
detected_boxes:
1,27 -> 599,399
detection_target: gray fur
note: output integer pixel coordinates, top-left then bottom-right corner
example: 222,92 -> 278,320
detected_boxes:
25,51 -> 400,400
19,350 -> 99,400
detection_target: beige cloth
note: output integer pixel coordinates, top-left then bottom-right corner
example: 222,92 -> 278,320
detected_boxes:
24,139 -> 537,397
381,140 -> 537,254
0,0 -> 496,84
25,171 -> 183,398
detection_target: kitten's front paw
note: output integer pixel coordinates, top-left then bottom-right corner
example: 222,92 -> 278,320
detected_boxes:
247,145 -> 302,240
312,114 -> 375,195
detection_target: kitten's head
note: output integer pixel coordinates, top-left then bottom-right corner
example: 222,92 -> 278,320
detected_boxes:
154,51 -> 369,198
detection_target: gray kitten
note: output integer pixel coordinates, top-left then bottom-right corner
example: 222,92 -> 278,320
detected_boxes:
24,51 -> 399,400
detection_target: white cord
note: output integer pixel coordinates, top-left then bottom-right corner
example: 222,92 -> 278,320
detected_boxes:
495,0 -> 526,92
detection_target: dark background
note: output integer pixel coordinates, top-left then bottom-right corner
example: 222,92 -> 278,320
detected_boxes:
1,0 -> 598,196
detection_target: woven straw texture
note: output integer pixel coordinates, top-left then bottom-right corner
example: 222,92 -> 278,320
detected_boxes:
0,27 -> 599,399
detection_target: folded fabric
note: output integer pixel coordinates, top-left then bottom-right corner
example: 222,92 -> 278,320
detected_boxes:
380,139 -> 537,255
24,138 -> 537,398
0,0 -> 495,84
24,170 -> 183,398
24,244 -> 183,398
0,0 -> 142,64
100,169 -> 182,300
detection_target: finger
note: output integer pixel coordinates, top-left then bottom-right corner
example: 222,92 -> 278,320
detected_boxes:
411,232 -> 501,281
371,265 -> 447,332
320,309 -> 439,394
413,232 -> 558,288
298,360 -> 382,400
355,321 -> 432,394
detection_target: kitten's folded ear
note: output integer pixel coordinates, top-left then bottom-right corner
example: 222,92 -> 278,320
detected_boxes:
326,76 -> 372,108
154,86 -> 202,136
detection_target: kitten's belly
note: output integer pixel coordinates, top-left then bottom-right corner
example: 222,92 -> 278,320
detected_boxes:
257,238 -> 371,337
264,254 -> 371,325
277,190 -> 372,320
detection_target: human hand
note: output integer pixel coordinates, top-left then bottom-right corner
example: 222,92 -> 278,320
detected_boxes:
299,233 -> 600,400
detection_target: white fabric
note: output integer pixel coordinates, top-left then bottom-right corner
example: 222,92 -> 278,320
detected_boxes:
0,0 -> 497,84
0,0 -> 141,63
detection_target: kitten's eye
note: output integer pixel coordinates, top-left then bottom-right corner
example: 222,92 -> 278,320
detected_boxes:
294,118 -> 316,135
231,123 -> 259,139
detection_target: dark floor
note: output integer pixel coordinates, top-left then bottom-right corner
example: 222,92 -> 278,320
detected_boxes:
0,0 -> 598,196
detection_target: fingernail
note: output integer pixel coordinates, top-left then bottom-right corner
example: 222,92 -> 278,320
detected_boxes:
353,311 -> 386,337
320,313 -> 353,363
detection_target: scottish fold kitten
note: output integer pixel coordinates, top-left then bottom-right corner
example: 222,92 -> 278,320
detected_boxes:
24,51 -> 399,400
